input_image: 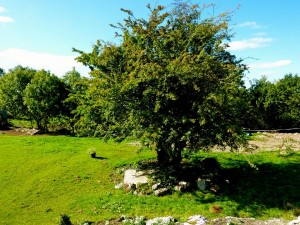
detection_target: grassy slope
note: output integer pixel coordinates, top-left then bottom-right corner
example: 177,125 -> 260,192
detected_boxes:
0,134 -> 299,224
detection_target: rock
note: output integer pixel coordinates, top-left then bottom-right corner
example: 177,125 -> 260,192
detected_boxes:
212,216 -> 287,225
174,185 -> 183,192
114,183 -> 124,189
146,216 -> 175,225
134,216 -> 145,224
154,188 -> 169,196
289,216 -> 300,225
186,215 -> 207,225
118,215 -> 126,222
124,183 -> 136,192
152,183 -> 161,191
124,169 -> 150,186
196,178 -> 209,191
174,181 -> 189,192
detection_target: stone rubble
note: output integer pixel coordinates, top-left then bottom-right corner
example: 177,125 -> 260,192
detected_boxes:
154,187 -> 169,196
110,215 -> 300,225
185,215 -> 207,225
152,183 -> 161,191
146,216 -> 175,225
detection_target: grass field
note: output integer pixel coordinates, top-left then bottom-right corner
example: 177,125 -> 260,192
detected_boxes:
0,133 -> 300,224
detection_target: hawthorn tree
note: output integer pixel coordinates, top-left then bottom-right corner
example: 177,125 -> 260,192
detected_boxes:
74,2 -> 247,166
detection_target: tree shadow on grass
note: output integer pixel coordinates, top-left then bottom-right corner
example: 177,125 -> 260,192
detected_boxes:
217,158 -> 300,217
93,156 -> 108,160
138,155 -> 300,217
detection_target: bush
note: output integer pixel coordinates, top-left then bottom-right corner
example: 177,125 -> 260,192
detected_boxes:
58,214 -> 72,225
0,110 -> 10,129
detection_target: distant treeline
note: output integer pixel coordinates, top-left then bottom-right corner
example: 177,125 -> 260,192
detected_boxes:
0,65 -> 299,135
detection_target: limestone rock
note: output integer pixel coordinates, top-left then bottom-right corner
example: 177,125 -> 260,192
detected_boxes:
114,183 -> 124,189
146,216 -> 175,225
124,183 -> 136,191
186,215 -> 207,225
152,183 -> 161,191
289,216 -> 300,225
174,181 -> 189,192
154,188 -> 169,196
124,169 -> 150,186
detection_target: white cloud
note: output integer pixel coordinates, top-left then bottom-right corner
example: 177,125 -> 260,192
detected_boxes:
0,6 -> 7,13
236,21 -> 261,29
249,60 -> 292,69
0,48 -> 90,76
228,37 -> 273,51
258,71 -> 276,76
254,32 -> 268,37
0,16 -> 14,23
0,6 -> 14,23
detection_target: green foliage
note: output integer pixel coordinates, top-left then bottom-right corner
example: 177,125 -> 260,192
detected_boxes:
0,67 -> 4,77
9,118 -> 35,129
23,70 -> 68,132
74,1 -> 247,165
0,65 -> 36,117
246,76 -> 274,129
62,68 -> 90,135
0,109 -> 10,129
266,74 -> 300,128
247,74 -> 300,130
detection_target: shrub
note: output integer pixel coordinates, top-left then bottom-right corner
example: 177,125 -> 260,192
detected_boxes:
0,110 -> 10,129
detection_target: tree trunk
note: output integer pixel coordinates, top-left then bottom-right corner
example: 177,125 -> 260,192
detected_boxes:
157,148 -> 182,168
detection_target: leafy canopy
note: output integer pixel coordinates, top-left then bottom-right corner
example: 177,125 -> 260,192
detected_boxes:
24,70 -> 67,132
74,1 -> 247,165
0,65 -> 36,118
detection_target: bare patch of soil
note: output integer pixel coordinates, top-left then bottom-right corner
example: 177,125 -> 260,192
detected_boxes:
248,132 -> 300,152
0,128 -> 39,136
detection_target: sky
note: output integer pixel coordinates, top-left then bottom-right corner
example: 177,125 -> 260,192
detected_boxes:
0,0 -> 299,86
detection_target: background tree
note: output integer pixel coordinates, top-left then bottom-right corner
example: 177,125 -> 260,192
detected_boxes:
62,68 -> 88,134
0,65 -> 36,118
246,76 -> 275,129
24,70 -> 68,132
74,2 -> 247,166
265,74 -> 300,128
0,110 -> 10,129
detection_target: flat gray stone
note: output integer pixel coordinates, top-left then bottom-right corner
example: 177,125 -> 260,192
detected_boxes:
124,169 -> 149,186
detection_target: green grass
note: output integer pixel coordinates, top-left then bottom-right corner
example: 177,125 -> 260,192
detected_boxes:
0,134 -> 299,224
9,118 -> 35,128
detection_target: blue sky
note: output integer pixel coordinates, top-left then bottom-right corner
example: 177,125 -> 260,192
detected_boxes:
0,0 -> 299,86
